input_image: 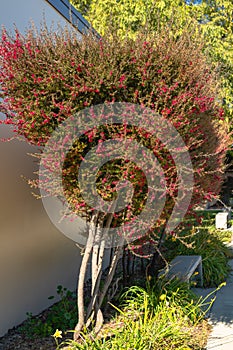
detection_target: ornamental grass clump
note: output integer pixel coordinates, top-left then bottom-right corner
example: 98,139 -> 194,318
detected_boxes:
58,281 -> 213,350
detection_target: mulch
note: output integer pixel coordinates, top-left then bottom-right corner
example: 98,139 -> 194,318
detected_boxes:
0,329 -> 56,350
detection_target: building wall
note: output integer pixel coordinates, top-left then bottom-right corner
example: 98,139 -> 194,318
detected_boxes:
0,0 -> 83,336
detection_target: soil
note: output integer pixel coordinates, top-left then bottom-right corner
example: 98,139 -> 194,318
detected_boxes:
0,301 -> 81,350
0,325 -> 57,350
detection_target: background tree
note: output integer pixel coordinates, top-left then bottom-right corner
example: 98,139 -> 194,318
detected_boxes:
0,23 -> 229,338
71,0 -> 233,131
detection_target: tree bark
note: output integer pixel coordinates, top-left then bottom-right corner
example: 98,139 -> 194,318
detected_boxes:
74,212 -> 98,340
74,209 -> 123,339
146,228 -> 166,277
98,238 -> 124,308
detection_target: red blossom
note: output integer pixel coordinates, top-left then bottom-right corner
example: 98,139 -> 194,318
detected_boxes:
0,25 -> 229,243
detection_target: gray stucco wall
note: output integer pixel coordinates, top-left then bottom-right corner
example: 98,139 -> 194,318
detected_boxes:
0,0 -> 83,336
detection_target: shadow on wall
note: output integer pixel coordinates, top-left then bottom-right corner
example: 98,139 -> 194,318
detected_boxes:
0,124 -> 82,336
0,0 -> 90,336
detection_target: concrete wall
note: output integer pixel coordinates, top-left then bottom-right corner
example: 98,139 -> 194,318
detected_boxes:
0,0 -> 83,337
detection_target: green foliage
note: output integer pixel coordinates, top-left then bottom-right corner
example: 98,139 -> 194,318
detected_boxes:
70,0 -> 194,38
19,286 -> 77,338
120,279 -> 204,324
59,281 -> 213,349
70,0 -> 233,128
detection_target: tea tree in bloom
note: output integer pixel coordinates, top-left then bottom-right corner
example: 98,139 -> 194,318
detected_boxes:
0,25 -> 229,338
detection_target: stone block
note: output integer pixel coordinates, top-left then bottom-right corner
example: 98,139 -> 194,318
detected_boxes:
215,212 -> 229,229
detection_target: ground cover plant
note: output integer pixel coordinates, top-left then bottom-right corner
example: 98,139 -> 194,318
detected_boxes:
0,21 -> 230,340
18,286 -> 77,339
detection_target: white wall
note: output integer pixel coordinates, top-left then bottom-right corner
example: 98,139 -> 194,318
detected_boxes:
0,0 -> 83,336
0,0 -> 70,33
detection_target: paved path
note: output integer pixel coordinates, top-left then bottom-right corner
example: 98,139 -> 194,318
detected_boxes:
205,257 -> 233,350
192,240 -> 233,350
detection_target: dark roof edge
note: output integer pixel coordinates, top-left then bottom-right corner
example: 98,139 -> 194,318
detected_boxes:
45,0 -> 100,37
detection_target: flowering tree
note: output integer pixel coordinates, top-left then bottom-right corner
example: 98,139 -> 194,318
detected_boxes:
0,25 -> 229,337
71,0 -> 233,130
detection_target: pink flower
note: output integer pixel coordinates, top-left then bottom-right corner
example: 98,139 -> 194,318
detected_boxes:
161,86 -> 167,93
119,75 -> 126,82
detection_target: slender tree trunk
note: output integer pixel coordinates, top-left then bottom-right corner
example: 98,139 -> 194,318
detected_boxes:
132,253 -> 135,275
127,249 -> 130,277
74,212 -> 97,340
122,247 -> 126,287
85,238 -> 124,334
98,238 -> 124,308
74,210 -> 122,339
146,228 -> 166,278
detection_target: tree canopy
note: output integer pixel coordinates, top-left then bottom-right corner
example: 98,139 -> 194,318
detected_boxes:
70,0 -> 233,129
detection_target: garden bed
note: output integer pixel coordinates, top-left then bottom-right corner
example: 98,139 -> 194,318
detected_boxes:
1,221 -> 232,350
